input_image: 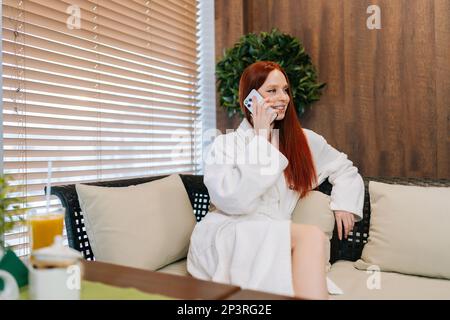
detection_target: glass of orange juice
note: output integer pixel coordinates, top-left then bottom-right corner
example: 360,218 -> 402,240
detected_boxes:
28,208 -> 65,251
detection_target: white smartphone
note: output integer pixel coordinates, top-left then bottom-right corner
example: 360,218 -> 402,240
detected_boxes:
243,89 -> 277,121
243,89 -> 264,114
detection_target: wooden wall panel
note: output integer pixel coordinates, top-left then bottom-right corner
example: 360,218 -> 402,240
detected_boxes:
435,0 -> 450,179
214,0 -> 248,129
215,0 -> 449,178
214,0 -> 245,133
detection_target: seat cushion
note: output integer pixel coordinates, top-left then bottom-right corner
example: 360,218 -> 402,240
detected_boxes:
76,174 -> 196,271
157,259 -> 189,277
328,260 -> 450,300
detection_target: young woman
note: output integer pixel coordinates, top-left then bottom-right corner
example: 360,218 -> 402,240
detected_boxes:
187,61 -> 364,300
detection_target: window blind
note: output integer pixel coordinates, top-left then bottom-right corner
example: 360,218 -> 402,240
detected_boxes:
2,0 -> 202,256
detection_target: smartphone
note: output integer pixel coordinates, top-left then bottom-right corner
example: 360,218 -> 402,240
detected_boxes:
243,89 -> 264,114
243,89 -> 277,121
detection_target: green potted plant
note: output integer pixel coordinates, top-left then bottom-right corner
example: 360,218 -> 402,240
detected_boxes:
0,175 -> 28,297
0,175 -> 26,250
216,28 -> 326,118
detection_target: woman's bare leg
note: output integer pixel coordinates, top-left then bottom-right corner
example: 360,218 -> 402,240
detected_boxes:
290,223 -> 329,300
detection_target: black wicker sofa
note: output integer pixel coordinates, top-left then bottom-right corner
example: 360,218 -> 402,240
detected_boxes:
51,174 -> 447,263
50,174 -> 450,299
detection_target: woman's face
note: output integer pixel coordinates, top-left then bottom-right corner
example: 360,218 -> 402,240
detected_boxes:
257,69 -> 290,121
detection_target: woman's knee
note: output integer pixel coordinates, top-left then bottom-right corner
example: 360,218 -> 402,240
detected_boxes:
291,223 -> 326,248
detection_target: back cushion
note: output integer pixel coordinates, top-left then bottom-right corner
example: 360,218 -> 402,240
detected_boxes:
76,174 -> 196,270
355,181 -> 450,279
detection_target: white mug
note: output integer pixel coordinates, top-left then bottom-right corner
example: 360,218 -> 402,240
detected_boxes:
28,263 -> 81,300
0,270 -> 20,300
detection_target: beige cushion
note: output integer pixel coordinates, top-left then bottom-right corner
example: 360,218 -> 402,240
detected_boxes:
291,191 -> 335,271
157,259 -> 189,277
355,181 -> 450,279
76,174 -> 196,271
328,260 -> 450,300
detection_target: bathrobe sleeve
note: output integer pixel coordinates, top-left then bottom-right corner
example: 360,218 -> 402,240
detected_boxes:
305,129 -> 364,221
204,133 -> 288,215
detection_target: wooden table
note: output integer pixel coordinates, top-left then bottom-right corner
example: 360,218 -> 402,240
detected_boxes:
225,289 -> 296,300
82,260 -> 239,299
82,260 -> 294,300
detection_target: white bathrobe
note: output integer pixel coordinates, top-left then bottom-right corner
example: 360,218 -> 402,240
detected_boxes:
187,118 -> 364,296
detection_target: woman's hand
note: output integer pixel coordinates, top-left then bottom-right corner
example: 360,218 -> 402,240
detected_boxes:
334,211 -> 355,240
251,95 -> 277,141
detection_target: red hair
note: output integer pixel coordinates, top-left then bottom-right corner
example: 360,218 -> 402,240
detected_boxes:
239,61 -> 317,198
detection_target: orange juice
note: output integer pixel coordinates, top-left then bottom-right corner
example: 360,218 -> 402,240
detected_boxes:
29,213 -> 64,250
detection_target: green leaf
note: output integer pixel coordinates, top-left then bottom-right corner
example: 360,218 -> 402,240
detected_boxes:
0,175 -> 27,249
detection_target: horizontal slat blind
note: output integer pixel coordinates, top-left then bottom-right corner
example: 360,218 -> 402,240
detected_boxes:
2,0 -> 201,256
